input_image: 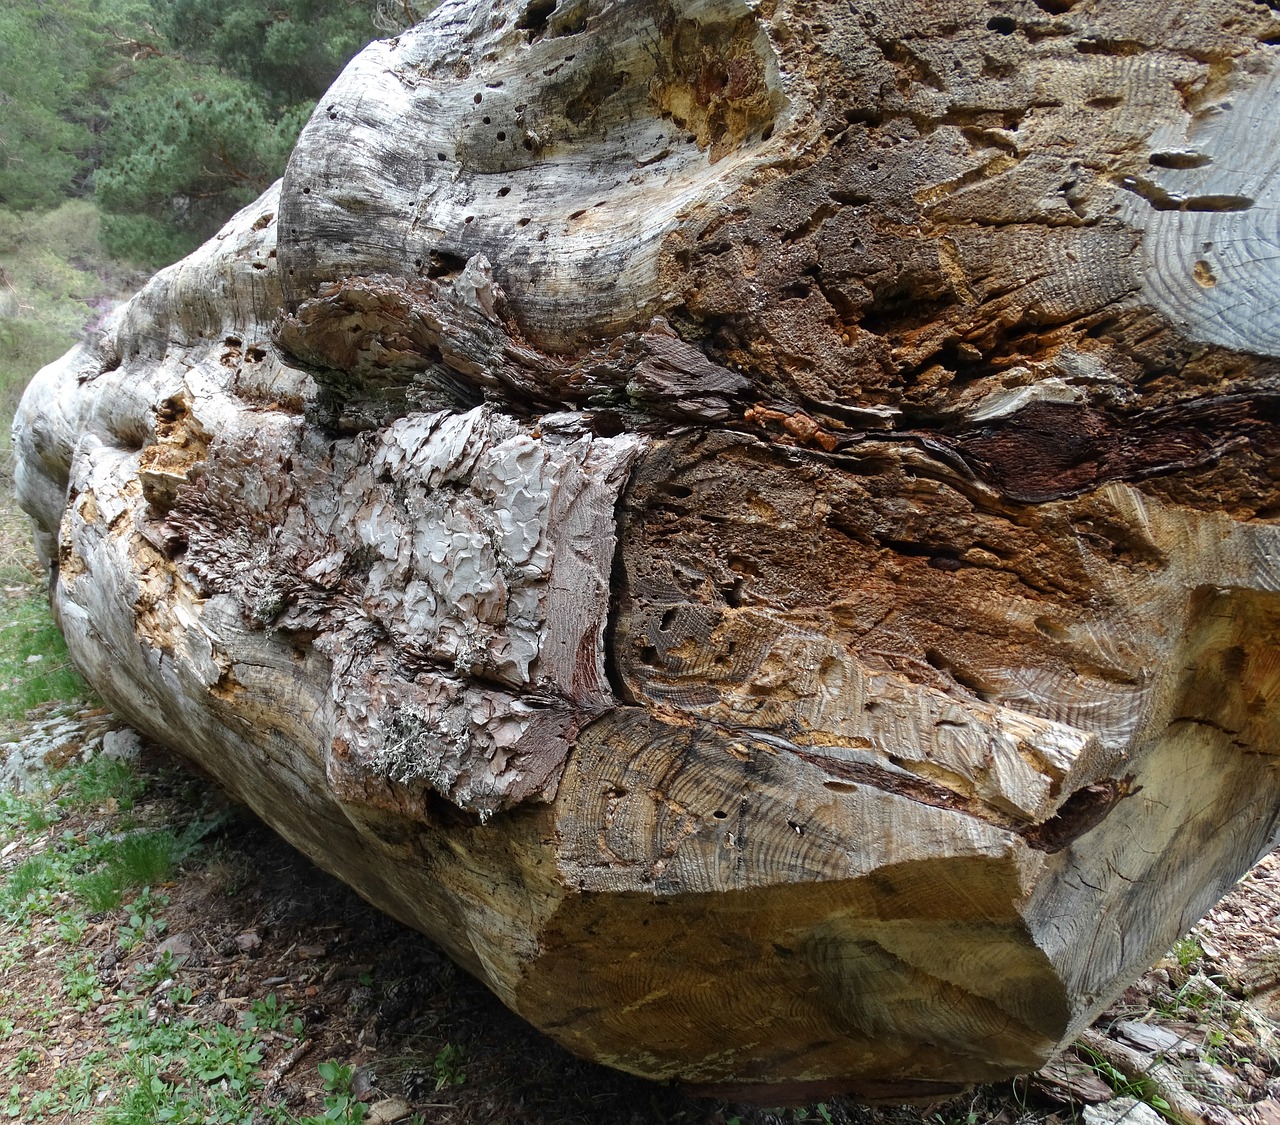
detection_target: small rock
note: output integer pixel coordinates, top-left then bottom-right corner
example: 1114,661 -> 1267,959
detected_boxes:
1193,1059 -> 1243,1095
156,933 -> 196,961
367,1097 -> 414,1124
1084,1098 -> 1165,1125
234,931 -> 261,953
352,1066 -> 376,1100
101,728 -> 142,761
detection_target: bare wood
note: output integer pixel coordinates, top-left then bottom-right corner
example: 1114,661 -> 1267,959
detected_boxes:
13,0 -> 1280,1102
1076,1029 -> 1208,1125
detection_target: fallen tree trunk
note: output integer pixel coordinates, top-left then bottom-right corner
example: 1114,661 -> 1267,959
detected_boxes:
14,0 -> 1280,1102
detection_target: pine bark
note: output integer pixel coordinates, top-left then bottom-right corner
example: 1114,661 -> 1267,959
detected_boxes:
15,0 -> 1280,1101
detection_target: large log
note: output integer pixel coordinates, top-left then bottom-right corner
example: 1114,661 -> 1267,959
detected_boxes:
14,0 -> 1280,1102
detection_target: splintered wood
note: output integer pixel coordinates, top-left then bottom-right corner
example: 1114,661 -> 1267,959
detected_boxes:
13,0 -> 1280,1102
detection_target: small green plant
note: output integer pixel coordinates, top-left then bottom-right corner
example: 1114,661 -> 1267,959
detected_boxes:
62,954 -> 105,1010
1173,936 -> 1204,969
57,757 -> 143,811
3,853 -> 55,903
7,1046 -> 40,1076
297,1060 -> 368,1125
1,851 -> 67,922
117,888 -> 169,951
55,910 -> 86,944
72,812 -> 202,912
190,1024 -> 265,1094
1077,1046 -> 1173,1118
135,949 -> 179,991
20,803 -> 57,832
74,866 -> 130,912
431,1043 -> 466,1090
77,828 -> 182,911
100,1055 -> 178,1125
26,1088 -> 55,1116
1200,1026 -> 1227,1066
243,991 -> 291,1032
116,829 -> 186,884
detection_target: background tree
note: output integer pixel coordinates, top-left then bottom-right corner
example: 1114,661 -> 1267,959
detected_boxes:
159,0 -> 377,106
0,1 -> 103,210
0,0 -> 393,265
96,0 -> 382,261
0,0 -> 392,437
95,64 -> 312,263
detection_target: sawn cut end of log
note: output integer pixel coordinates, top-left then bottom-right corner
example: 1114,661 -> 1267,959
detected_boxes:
14,0 -> 1280,1102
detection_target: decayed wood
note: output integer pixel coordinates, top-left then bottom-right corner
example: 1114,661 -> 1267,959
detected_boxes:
14,0 -> 1280,1102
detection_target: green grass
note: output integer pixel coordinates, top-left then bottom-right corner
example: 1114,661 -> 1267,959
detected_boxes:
0,594 -> 91,720
0,853 -> 66,920
73,829 -> 190,914
0,753 -> 378,1124
0,202 -> 139,434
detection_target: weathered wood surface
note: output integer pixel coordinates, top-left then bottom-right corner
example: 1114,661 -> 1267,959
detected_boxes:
14,0 -> 1280,1102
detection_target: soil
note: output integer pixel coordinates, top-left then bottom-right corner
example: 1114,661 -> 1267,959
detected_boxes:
2,704 -> 1280,1125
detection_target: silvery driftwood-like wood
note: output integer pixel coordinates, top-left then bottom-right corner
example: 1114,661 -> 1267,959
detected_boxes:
15,0 -> 1280,1102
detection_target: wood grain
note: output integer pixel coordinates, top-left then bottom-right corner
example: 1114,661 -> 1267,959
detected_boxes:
13,0 -> 1280,1099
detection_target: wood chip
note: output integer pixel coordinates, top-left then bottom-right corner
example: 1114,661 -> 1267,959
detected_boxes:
1115,1020 -> 1190,1055
366,1098 -> 414,1125
1034,1056 -> 1115,1105
264,1039 -> 311,1093
1252,1098 -> 1280,1125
